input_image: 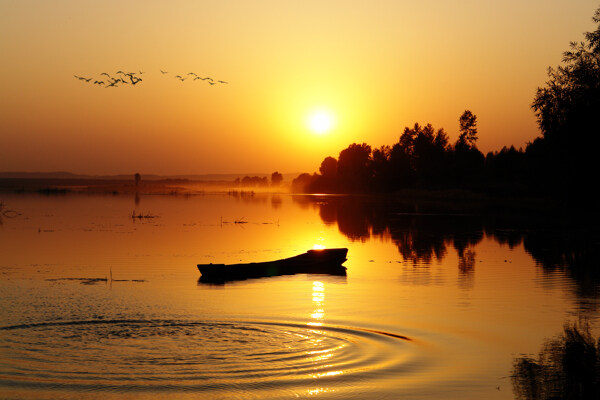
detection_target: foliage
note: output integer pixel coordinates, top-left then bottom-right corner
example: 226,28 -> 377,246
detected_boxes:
337,143 -> 372,192
288,7 -> 599,203
294,110 -> 485,194
530,7 -> 600,199
237,176 -> 268,187
270,171 -> 283,187
457,110 -> 478,150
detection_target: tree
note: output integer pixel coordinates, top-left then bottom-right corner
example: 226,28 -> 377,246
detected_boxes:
532,7 -> 600,143
319,156 -> 338,178
270,171 -> 283,187
530,7 -> 600,199
337,143 -> 372,192
369,146 -> 392,191
392,123 -> 452,188
456,110 -> 478,150
291,173 -> 316,193
454,111 -> 484,186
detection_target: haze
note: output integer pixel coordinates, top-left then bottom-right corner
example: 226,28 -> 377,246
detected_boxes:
0,0 -> 597,175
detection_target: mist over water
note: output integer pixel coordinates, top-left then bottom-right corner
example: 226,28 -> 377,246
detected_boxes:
1,192 -> 598,399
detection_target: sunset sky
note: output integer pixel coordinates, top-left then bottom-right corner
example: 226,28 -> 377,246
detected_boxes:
1,0 -> 597,176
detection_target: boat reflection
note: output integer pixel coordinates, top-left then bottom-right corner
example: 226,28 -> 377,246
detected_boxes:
197,267 -> 347,285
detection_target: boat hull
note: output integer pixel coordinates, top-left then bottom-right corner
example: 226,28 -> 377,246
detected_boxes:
197,248 -> 348,283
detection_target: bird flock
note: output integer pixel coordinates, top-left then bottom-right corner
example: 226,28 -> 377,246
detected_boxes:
74,70 -> 228,88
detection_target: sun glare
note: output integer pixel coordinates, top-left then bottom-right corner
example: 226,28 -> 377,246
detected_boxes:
307,110 -> 334,135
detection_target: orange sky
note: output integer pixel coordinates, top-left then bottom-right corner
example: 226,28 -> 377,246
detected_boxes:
0,0 -> 597,175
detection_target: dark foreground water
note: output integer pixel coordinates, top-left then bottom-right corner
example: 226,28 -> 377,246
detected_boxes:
1,192 -> 598,399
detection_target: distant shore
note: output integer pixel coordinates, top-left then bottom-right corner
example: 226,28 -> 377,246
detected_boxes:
0,176 -> 568,215
0,177 -> 249,195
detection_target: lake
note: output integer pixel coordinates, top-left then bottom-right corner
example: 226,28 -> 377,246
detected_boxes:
1,192 -> 598,399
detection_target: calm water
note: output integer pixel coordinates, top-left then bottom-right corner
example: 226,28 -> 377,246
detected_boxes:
1,192 -> 598,399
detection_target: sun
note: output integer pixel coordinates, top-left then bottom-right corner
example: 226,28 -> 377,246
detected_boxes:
307,110 -> 335,135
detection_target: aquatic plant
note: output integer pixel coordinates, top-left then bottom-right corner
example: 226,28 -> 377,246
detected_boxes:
131,211 -> 158,219
0,201 -> 20,222
512,319 -> 599,399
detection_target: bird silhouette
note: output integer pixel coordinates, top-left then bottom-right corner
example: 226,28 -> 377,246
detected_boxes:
74,68 -> 223,88
126,74 -> 142,85
74,75 -> 92,82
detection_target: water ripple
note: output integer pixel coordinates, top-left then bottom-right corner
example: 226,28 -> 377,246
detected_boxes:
0,319 -> 430,396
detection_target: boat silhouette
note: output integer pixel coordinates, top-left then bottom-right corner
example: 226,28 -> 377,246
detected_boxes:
197,248 -> 348,283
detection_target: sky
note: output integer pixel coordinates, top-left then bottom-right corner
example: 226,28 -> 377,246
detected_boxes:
1,0 -> 598,176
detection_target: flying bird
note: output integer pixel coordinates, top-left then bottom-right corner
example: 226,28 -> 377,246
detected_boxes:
127,74 -> 142,85
74,75 -> 92,82
218,80 -> 228,84
160,69 -> 168,74
93,80 -> 104,85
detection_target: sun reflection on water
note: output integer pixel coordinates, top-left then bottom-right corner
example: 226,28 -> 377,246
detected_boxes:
306,387 -> 335,396
311,281 -> 325,322
306,281 -> 344,382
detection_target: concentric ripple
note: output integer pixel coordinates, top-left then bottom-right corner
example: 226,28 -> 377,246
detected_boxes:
0,319 -> 428,396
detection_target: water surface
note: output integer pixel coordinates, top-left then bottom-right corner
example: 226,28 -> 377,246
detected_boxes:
1,192 -> 598,399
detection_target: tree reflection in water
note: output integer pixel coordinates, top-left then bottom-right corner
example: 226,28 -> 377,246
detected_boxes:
292,195 -> 600,301
512,320 -> 599,400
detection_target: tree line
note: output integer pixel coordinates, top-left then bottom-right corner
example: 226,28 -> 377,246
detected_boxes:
292,7 -> 600,204
234,172 -> 283,188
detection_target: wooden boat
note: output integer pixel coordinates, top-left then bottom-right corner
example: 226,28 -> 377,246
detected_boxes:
197,248 -> 348,283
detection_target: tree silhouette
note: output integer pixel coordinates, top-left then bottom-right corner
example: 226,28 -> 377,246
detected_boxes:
319,156 -> 338,178
530,7 -> 600,200
337,143 -> 372,192
453,110 -> 484,186
270,171 -> 283,187
456,110 -> 478,150
291,173 -> 316,193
